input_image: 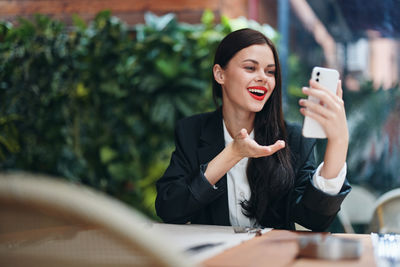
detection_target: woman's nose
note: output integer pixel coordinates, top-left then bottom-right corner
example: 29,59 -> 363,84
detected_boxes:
255,71 -> 267,83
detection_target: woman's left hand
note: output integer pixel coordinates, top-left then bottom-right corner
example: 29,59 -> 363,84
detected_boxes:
299,79 -> 349,179
299,79 -> 348,143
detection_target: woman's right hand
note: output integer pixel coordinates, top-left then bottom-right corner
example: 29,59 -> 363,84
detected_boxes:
230,128 -> 286,159
205,128 -> 285,185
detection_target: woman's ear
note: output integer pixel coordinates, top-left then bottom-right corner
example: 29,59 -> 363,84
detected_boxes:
213,64 -> 225,85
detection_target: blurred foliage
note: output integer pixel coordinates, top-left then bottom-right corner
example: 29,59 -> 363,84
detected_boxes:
0,11 -> 275,219
284,49 -> 400,195
344,83 -> 400,194
312,83 -> 400,195
2,9 -> 398,222
285,54 -> 310,122
276,46 -> 400,233
287,63 -> 400,193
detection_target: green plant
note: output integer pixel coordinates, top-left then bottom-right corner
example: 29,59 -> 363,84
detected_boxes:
0,11 -> 276,219
344,83 -> 400,193
283,51 -> 400,195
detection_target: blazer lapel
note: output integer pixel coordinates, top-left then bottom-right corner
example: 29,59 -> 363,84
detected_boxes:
197,109 -> 230,226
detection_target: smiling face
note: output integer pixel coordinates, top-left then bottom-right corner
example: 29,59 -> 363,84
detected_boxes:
213,44 -> 276,114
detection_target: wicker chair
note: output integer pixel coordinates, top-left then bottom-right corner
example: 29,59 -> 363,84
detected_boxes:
0,172 -> 196,267
369,188 -> 400,233
338,185 -> 377,233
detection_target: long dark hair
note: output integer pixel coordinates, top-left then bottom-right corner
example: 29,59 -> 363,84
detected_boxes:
212,28 -> 294,225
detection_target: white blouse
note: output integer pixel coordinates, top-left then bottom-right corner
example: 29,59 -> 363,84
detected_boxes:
222,120 -> 346,227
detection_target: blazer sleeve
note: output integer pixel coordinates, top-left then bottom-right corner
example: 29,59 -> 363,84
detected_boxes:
155,118 -> 225,223
289,128 -> 351,231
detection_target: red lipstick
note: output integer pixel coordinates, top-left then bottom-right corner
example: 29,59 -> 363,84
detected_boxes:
247,86 -> 267,101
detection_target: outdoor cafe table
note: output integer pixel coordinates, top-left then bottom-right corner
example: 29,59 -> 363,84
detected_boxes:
0,222 -> 376,267
202,229 -> 374,267
152,223 -> 376,267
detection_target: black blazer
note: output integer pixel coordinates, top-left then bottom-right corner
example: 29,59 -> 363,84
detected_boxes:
155,109 -> 351,231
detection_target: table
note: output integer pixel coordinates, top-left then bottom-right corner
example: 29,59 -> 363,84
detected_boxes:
152,223 -> 376,267
0,222 -> 376,267
201,229 -> 375,267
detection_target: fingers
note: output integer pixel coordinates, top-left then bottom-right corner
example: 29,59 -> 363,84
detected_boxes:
254,140 -> 286,158
308,80 -> 338,100
267,140 -> 286,154
299,98 -> 334,120
300,79 -> 348,140
299,105 -> 328,128
310,79 -> 343,101
235,128 -> 248,140
300,79 -> 345,129
302,83 -> 343,110
336,80 -> 343,99
233,128 -> 286,158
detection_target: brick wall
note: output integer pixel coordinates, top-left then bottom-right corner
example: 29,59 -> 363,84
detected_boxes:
0,0 -> 252,25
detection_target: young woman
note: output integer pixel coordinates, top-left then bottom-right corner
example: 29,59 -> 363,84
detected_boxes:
155,28 -> 350,231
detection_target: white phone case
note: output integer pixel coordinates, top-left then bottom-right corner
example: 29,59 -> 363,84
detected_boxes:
302,67 -> 339,138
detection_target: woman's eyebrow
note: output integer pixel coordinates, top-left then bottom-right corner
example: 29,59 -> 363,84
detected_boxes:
242,59 -> 275,68
242,59 -> 259,64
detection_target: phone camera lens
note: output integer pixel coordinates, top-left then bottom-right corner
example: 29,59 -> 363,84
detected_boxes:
316,72 -> 320,76
316,78 -> 319,82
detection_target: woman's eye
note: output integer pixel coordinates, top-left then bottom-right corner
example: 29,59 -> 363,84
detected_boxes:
245,66 -> 255,71
267,70 -> 275,75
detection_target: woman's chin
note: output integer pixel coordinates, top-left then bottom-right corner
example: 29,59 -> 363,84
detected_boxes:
248,102 -> 266,113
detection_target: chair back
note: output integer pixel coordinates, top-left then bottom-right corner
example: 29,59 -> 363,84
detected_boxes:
338,185 -> 377,233
369,188 -> 400,233
0,172 -> 196,267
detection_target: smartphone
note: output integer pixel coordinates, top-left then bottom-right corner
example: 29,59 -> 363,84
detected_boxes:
302,67 -> 339,139
297,235 -> 362,260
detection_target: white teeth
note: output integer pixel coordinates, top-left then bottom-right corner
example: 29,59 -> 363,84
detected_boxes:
248,89 -> 265,94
